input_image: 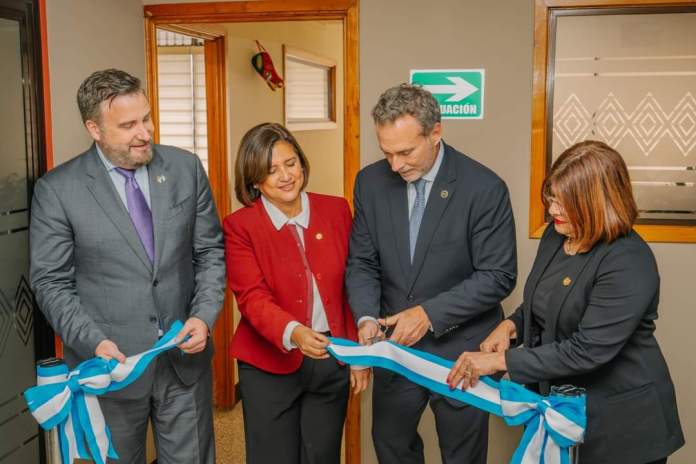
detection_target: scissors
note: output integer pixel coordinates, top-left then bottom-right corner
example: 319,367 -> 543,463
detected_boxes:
366,321 -> 390,345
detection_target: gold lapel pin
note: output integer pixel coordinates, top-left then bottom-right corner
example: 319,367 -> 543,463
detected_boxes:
156,175 -> 166,184
562,277 -> 572,287
440,190 -> 449,199
315,233 -> 323,240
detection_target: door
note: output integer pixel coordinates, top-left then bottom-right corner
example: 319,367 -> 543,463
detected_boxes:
0,0 -> 51,462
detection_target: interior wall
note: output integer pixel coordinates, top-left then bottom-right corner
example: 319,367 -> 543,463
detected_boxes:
224,20 -> 344,207
45,0 -> 146,166
359,1 -> 694,463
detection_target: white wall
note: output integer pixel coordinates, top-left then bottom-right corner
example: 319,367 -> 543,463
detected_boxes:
224,20 -> 344,208
46,0 -> 146,166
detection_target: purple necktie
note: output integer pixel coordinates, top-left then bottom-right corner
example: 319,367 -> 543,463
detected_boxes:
114,167 -> 155,263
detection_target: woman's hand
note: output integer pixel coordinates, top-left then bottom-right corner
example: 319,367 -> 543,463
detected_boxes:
447,351 -> 507,390
290,325 -> 330,359
350,368 -> 372,395
479,319 -> 517,353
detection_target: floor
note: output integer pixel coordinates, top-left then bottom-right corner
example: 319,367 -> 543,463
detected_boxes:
214,403 -> 246,463
212,402 -> 347,464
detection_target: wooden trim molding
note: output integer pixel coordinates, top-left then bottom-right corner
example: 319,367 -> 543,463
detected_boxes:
204,36 -> 236,410
144,0 -> 355,22
39,0 -> 52,171
144,17 -> 160,143
39,0 -> 61,358
157,23 -> 224,41
343,1 -> 360,206
530,0 -> 696,242
143,2 -> 361,461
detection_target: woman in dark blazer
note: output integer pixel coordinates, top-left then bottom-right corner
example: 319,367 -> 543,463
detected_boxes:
447,141 -> 684,463
224,123 -> 370,464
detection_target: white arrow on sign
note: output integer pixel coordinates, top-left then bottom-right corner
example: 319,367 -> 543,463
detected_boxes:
422,77 -> 478,102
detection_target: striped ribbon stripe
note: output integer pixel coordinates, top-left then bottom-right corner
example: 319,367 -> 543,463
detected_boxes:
327,338 -> 586,464
24,321 -> 185,464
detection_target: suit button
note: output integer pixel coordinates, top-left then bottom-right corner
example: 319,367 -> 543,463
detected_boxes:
153,279 -> 159,287
316,273 -> 322,280
149,316 -> 157,323
407,294 -> 415,302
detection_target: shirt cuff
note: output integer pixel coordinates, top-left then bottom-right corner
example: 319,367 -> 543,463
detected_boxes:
283,321 -> 302,351
350,364 -> 370,371
357,316 -> 379,328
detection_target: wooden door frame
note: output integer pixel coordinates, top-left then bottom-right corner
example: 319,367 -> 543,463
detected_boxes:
145,21 -> 236,408
144,2 -> 361,463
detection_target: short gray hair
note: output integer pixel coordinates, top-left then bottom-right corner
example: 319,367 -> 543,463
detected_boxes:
371,83 -> 441,135
77,69 -> 143,123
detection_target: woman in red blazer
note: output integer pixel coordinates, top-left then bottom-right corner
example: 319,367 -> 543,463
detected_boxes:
224,123 -> 370,464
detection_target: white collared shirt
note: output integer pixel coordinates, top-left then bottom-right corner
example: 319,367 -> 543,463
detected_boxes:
96,144 -> 152,209
261,192 -> 331,350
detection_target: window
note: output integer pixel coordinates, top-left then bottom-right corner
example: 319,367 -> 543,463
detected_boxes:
530,1 -> 696,243
283,46 -> 336,131
156,29 -> 208,171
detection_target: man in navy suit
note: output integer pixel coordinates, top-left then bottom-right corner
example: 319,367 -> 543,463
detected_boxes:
346,84 -> 517,463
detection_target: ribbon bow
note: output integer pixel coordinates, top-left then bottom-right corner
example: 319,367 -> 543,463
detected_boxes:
500,380 -> 586,464
326,338 -> 586,464
24,321 -> 185,464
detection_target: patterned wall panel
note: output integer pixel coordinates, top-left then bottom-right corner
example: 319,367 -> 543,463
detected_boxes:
551,11 -> 696,222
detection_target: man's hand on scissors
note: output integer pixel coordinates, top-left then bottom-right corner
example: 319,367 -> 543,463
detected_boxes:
358,319 -> 384,345
379,305 -> 431,346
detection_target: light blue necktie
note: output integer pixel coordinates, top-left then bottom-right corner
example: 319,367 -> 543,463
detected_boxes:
409,178 -> 427,263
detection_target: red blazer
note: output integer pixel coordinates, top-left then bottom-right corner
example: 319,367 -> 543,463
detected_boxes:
224,192 -> 358,374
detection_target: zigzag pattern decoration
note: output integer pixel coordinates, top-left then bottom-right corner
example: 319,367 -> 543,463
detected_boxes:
553,92 -> 696,157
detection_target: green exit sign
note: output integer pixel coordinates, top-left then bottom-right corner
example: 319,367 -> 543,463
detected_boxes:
410,69 -> 485,120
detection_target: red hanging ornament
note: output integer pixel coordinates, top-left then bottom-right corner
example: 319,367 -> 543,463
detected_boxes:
251,40 -> 285,91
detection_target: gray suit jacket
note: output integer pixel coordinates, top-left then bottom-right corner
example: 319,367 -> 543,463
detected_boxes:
346,142 -> 517,360
30,144 -> 226,399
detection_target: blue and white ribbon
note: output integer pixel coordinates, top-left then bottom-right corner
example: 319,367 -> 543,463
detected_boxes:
327,338 -> 586,464
24,321 -> 185,464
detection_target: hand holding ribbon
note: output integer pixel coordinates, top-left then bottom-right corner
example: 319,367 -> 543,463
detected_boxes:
326,338 -> 585,464
23,321 -> 187,464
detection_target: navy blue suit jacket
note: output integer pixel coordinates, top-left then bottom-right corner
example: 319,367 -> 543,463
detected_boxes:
346,142 -> 517,360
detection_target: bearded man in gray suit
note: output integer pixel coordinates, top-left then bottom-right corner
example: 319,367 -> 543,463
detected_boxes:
29,69 -> 226,463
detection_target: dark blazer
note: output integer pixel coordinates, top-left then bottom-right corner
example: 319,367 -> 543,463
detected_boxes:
506,224 -> 684,463
224,193 -> 358,374
30,144 -> 226,399
346,142 -> 517,360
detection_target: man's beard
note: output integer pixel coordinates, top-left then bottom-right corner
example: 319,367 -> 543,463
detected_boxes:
100,140 -> 153,169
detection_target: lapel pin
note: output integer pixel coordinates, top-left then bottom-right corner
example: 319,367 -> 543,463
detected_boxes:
156,175 -> 166,184
315,233 -> 323,240
562,277 -> 572,287
440,190 -> 449,199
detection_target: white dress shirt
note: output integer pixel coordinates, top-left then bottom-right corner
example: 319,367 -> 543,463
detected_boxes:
260,192 -> 331,350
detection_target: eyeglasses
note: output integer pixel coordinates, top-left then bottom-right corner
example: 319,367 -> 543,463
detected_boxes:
544,195 -> 565,210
